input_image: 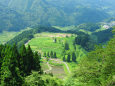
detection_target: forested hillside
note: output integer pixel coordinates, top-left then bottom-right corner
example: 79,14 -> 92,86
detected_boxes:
0,4 -> 27,32
65,29 -> 115,86
0,0 -> 115,32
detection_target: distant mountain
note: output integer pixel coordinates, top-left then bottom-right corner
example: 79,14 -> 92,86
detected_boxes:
0,0 -> 115,32
0,4 -> 27,32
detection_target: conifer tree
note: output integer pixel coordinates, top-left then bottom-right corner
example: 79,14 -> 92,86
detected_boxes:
26,45 -> 34,73
43,52 -> 46,57
19,44 -> 27,75
33,52 -> 41,73
47,52 -> 50,57
72,52 -> 76,62
54,52 -> 57,58
12,44 -> 20,67
67,54 -> 71,62
50,51 -> 53,58
63,56 -> 66,62
64,42 -> 69,50
1,46 -> 23,86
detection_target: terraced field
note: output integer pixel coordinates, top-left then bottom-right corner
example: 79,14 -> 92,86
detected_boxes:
27,32 -> 86,79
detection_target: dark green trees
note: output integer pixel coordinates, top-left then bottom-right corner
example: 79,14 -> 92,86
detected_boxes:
70,29 -> 115,86
54,52 -> 57,58
19,44 -> 27,75
64,42 -> 69,50
26,45 -> 34,73
50,51 -> 53,58
0,45 -> 23,86
0,44 -> 42,86
43,52 -> 46,57
67,54 -> 71,62
47,52 -> 50,57
63,56 -> 66,62
74,33 -> 94,51
33,52 -> 41,73
72,52 -> 76,62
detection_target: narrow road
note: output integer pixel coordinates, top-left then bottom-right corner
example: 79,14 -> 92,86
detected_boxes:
63,62 -> 71,73
25,40 -> 30,46
44,62 -> 52,73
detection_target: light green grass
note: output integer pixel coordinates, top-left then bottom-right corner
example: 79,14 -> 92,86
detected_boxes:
0,31 -> 20,44
0,27 -> 31,44
28,33 -> 76,58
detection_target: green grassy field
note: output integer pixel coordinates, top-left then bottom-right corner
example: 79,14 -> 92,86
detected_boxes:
0,27 -> 31,44
0,31 -> 20,44
28,32 -> 86,60
28,33 -> 76,58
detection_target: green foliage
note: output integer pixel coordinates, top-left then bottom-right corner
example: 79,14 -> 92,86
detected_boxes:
75,33 -> 95,51
0,4 -> 27,32
54,52 -> 57,58
63,56 -> 66,62
0,44 -> 43,85
0,45 -> 23,86
92,28 -> 113,44
0,0 -> 112,32
43,52 -> 47,57
24,72 -> 64,86
33,52 -> 41,73
66,30 -> 115,86
64,42 -> 69,50
50,51 -> 53,58
72,52 -> 76,62
76,23 -> 100,31
67,54 -> 71,62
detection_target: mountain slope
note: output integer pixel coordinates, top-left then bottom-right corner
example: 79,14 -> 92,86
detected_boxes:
0,0 -> 115,31
0,4 -> 27,32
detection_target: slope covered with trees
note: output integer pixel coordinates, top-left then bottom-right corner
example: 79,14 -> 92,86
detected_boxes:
0,4 -> 27,33
65,29 -> 115,86
0,0 -> 114,32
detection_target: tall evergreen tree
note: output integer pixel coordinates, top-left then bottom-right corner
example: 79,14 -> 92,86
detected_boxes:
50,51 -> 53,58
64,42 -> 69,50
33,52 -> 41,73
54,52 -> 57,58
72,52 -> 76,62
43,52 -> 46,57
47,52 -> 50,57
19,44 -> 27,75
63,56 -> 66,62
67,54 -> 71,62
1,46 -> 23,86
26,45 -> 34,73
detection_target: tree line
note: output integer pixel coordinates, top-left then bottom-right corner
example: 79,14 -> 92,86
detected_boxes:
0,44 -> 41,85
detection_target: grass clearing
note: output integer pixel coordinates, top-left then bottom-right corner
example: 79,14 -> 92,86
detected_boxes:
0,31 -> 19,44
28,32 -> 76,58
0,27 -> 31,44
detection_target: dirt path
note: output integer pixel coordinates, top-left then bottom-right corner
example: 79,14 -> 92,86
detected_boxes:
44,62 -> 52,73
25,40 -> 30,46
63,62 -> 71,73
